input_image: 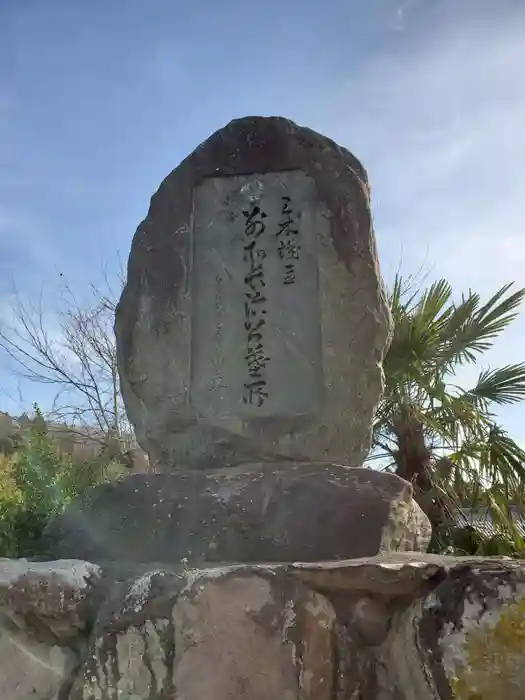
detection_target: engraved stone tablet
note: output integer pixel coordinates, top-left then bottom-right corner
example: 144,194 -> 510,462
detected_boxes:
190,171 -> 324,420
115,116 -> 392,471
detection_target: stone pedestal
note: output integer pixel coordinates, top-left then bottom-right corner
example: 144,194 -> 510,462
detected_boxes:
43,464 -> 431,564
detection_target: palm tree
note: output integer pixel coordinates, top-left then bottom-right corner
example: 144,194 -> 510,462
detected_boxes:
372,274 -> 525,553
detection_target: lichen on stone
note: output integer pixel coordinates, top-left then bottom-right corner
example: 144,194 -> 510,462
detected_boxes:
441,584 -> 525,700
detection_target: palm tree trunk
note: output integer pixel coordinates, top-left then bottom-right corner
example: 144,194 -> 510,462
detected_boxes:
392,413 -> 451,545
392,414 -> 431,482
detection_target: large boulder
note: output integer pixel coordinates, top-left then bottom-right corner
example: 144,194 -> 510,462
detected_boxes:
42,464 -> 431,564
115,116 -> 391,472
70,567 -> 337,700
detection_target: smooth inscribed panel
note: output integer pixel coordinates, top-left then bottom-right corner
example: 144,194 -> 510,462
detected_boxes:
190,170 -> 324,420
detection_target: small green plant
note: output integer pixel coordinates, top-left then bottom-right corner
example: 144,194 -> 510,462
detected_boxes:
0,406 -> 124,557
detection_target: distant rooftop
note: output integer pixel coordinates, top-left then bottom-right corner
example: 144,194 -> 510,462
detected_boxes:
456,507 -> 525,539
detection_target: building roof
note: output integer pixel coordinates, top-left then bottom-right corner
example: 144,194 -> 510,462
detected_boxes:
455,507 -> 525,539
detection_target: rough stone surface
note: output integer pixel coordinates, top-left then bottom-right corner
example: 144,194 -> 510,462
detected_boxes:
380,561 -> 525,700
351,596 -> 391,645
286,553 -> 450,598
42,464 -> 431,564
70,568 -> 337,700
2,555 -> 525,699
0,557 -> 102,645
0,613 -> 77,700
115,116 -> 391,471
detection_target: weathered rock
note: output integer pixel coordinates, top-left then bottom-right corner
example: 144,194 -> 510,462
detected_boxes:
71,567 -> 337,700
76,552 -> 516,609
380,560 -> 525,700
115,116 -> 391,472
0,613 -> 77,700
2,554 -> 525,699
351,596 -> 391,645
286,552 -> 450,598
42,464 -> 431,564
0,557 -> 102,645
70,556 -> 525,700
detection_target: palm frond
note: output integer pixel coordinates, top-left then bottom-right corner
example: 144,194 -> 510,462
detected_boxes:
476,424 -> 525,488
465,364 -> 525,406
441,285 -> 525,365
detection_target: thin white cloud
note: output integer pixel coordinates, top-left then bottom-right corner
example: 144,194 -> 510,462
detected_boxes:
318,1 -> 525,438
326,2 -> 525,291
394,0 -> 420,30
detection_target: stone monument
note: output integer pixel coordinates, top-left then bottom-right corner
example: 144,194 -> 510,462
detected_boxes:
4,117 -> 523,700
43,117 -> 431,566
114,116 -> 391,471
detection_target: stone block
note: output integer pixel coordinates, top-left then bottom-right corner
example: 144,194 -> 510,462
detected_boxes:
42,464 -> 431,564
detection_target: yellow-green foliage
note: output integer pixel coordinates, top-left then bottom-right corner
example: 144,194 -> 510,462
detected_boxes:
0,411 -> 124,557
0,455 -> 24,557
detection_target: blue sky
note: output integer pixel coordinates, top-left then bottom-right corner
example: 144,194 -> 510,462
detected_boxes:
1,0 -> 525,438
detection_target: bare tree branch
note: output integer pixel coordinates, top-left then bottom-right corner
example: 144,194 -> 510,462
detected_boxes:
0,267 -> 130,440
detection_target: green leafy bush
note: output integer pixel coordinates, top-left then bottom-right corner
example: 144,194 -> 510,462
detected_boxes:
0,408 -> 124,557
